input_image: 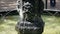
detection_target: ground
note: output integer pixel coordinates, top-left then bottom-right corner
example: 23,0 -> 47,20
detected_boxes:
0,15 -> 60,34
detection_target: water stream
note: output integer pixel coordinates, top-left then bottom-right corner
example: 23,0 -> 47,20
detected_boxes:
17,0 -> 25,34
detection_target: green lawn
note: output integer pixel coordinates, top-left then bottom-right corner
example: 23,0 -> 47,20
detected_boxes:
0,15 -> 60,34
42,15 -> 60,34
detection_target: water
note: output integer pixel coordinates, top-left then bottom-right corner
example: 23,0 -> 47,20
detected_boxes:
17,0 -> 23,21
17,0 -> 25,34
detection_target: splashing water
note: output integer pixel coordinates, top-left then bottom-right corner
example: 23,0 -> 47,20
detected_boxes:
17,0 -> 23,21
17,0 -> 25,34
19,9 -> 23,21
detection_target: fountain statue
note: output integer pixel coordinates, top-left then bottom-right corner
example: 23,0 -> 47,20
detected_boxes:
15,0 -> 45,34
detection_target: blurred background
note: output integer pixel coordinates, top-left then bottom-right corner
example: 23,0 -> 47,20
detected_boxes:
0,0 -> 60,34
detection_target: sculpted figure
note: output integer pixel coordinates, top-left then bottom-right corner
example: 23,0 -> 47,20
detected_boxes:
15,0 -> 45,34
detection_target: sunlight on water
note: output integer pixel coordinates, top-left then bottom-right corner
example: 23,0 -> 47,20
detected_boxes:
19,9 -> 23,21
17,0 -> 23,21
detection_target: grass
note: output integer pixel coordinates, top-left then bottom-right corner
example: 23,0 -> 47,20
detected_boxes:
0,15 -> 60,34
0,15 -> 19,34
42,15 -> 60,34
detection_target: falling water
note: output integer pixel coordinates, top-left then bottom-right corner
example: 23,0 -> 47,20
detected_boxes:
17,0 -> 25,34
17,0 -> 23,21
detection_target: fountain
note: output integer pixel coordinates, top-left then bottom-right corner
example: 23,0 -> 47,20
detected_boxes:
15,0 -> 45,34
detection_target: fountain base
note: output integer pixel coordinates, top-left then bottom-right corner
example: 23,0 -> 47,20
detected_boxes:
15,21 -> 44,34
